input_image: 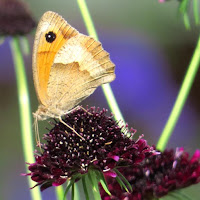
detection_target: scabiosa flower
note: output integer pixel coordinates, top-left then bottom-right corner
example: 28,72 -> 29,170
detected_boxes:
0,0 -> 36,35
24,107 -> 156,192
100,147 -> 200,200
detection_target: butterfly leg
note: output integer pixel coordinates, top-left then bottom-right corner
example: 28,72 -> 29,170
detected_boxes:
58,116 -> 85,141
72,105 -> 92,115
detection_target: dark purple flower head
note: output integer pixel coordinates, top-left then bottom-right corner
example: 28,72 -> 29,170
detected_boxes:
0,0 -> 36,36
24,107 -> 155,191
100,147 -> 200,200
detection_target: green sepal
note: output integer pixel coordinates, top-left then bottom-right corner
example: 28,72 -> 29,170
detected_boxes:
95,170 -> 111,196
116,176 -> 130,193
63,181 -> 74,200
114,169 -> 132,193
63,174 -> 82,200
82,176 -> 90,200
74,183 -> 80,200
88,170 -> 101,200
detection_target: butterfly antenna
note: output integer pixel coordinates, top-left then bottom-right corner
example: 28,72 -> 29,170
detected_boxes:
58,116 -> 85,141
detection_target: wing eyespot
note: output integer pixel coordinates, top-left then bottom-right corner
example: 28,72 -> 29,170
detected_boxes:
45,31 -> 56,43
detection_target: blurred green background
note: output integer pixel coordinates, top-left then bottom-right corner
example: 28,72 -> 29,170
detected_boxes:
0,0 -> 200,199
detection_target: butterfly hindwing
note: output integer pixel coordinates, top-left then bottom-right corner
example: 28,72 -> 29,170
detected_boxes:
47,33 -> 115,112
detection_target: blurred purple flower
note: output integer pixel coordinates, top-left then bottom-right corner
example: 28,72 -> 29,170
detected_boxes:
0,0 -> 36,35
100,148 -> 200,200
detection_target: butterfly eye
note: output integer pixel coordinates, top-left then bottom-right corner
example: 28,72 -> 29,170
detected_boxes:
45,31 -> 56,43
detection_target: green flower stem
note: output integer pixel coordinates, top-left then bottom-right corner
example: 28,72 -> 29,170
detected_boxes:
0,36 -> 5,45
74,183 -> 80,200
193,0 -> 199,25
72,184 -> 75,200
157,34 -> 200,151
10,37 -> 42,200
179,0 -> 190,29
77,0 -> 125,126
183,13 -> 190,30
179,0 -> 189,13
20,37 -> 30,55
55,186 -> 65,200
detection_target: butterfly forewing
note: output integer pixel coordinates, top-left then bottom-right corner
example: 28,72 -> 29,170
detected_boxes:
32,11 -> 78,105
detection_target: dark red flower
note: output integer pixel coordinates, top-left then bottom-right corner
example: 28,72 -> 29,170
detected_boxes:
0,0 -> 36,35
100,148 -> 200,200
24,107 -> 155,191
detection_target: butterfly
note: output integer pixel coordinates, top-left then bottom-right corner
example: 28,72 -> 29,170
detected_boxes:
32,11 -> 115,139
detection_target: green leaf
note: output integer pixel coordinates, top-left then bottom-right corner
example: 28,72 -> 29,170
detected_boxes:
114,169 -> 132,192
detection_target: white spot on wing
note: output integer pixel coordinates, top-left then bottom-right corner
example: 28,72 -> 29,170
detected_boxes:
39,21 -> 50,33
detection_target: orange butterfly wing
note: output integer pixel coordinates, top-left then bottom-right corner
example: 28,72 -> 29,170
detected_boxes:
32,11 -> 78,105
